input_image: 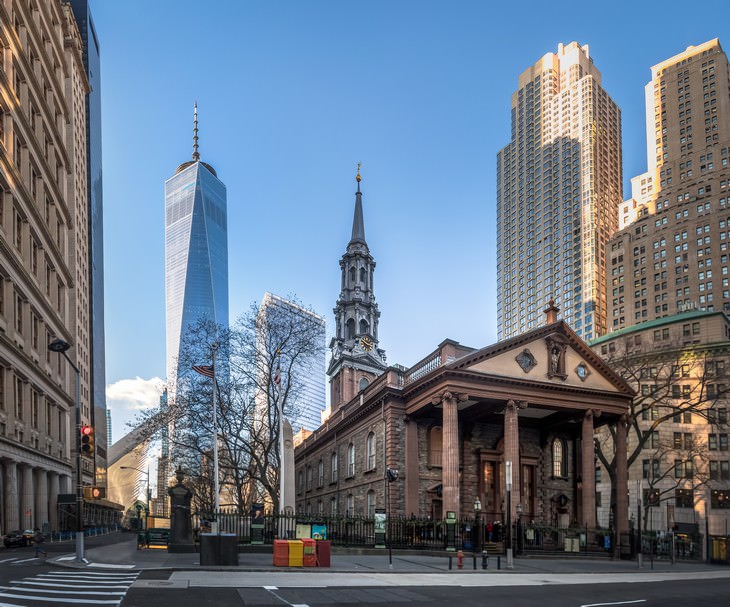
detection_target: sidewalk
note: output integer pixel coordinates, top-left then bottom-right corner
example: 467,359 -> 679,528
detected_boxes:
61,535 -> 726,575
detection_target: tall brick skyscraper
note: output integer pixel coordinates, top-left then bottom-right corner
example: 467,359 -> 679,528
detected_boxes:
608,40 -> 730,329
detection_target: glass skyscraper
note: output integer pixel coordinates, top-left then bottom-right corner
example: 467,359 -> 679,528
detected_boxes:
165,106 -> 228,383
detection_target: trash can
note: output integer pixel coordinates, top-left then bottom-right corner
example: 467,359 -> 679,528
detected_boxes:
199,533 -> 239,566
199,533 -> 219,565
316,540 -> 331,568
218,533 -> 238,565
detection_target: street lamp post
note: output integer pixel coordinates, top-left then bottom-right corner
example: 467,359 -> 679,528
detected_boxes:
48,338 -> 85,564
473,496 -> 482,560
505,460 -> 513,569
121,466 -> 151,525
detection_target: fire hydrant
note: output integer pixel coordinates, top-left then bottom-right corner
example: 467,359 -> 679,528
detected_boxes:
457,550 -> 464,569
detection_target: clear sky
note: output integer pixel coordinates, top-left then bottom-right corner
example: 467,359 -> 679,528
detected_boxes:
94,0 -> 730,443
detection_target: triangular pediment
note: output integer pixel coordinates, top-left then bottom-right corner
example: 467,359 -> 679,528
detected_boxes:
449,322 -> 633,395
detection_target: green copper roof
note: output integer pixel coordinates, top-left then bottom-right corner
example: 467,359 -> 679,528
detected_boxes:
589,309 -> 728,347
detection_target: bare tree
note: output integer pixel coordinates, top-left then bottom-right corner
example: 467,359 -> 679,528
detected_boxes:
131,296 -> 325,516
595,338 -> 726,526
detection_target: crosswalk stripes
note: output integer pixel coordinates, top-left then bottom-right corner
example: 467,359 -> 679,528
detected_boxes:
0,569 -> 139,606
0,557 -> 44,566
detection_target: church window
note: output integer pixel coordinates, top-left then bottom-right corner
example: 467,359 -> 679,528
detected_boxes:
367,432 -> 376,470
346,318 -> 355,339
360,267 -> 366,284
429,426 -> 443,467
359,377 -> 369,391
349,266 -> 356,284
367,490 -> 376,517
330,452 -> 338,483
359,319 -> 369,335
347,443 -> 355,476
552,438 -> 567,477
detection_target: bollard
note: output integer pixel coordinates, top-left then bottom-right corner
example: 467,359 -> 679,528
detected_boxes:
482,552 -> 488,570
449,555 -> 452,570
457,550 -> 464,569
473,555 -> 477,570
497,555 -> 501,570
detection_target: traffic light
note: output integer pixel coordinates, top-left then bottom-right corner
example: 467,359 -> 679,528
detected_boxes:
80,424 -> 94,457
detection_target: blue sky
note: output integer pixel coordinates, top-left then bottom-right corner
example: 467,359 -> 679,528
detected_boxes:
94,0 -> 730,442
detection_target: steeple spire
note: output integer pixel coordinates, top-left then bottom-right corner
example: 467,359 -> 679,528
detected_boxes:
192,101 -> 200,162
349,163 -> 366,246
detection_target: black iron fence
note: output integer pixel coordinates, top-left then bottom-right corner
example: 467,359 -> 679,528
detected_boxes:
190,511 -> 623,557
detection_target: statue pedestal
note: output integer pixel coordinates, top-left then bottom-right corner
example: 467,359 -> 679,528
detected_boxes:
167,468 -> 194,553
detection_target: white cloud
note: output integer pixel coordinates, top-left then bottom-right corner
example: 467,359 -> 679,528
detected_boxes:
106,377 -> 164,443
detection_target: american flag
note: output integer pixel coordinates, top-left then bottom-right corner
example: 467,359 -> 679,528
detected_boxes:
273,364 -> 281,385
192,365 -> 215,378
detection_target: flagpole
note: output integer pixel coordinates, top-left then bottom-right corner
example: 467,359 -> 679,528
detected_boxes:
211,342 -> 220,532
277,350 -> 284,520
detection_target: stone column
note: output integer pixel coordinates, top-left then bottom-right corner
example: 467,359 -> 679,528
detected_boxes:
48,472 -> 59,531
581,411 -> 596,528
4,461 -> 19,531
615,414 -> 629,536
404,416 -> 419,517
441,392 -> 460,517
35,469 -> 49,530
21,465 -> 34,529
503,400 -> 524,516
59,474 -> 71,494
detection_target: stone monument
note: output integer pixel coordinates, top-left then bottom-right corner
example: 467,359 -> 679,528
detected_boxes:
168,467 -> 195,553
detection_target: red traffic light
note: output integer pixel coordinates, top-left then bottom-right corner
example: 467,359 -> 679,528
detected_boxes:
80,425 -> 94,456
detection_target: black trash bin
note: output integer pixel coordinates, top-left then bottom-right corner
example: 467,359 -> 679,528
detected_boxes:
199,534 -> 219,565
219,533 -> 239,566
199,533 -> 239,566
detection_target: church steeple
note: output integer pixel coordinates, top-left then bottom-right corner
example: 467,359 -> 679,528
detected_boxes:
350,163 -> 366,246
327,166 -> 387,408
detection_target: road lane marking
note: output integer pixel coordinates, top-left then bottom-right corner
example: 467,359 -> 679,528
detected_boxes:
581,601 -> 647,607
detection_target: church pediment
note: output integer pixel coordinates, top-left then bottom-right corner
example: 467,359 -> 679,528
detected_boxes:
449,322 -> 633,396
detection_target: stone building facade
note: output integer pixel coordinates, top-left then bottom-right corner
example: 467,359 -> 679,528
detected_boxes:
590,309 -> 730,534
0,0 -> 92,534
296,306 -> 633,539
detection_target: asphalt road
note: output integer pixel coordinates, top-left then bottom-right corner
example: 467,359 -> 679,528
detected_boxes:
122,577 -> 729,607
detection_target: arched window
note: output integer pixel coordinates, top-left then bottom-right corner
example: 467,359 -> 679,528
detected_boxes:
317,500 -> 323,515
359,377 -> 369,391
349,266 -> 356,284
318,459 -> 324,486
298,470 -> 304,493
367,432 -> 376,470
367,490 -> 376,517
359,319 -> 369,335
330,497 -> 337,516
347,442 -> 355,476
346,493 -> 354,516
331,451 -> 338,483
306,464 -> 312,489
429,426 -> 443,467
306,501 -> 312,515
552,438 -> 567,477
346,318 -> 355,340
360,267 -> 366,284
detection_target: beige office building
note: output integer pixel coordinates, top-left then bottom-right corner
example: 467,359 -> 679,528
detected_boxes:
0,0 -> 92,533
497,42 -> 622,342
608,40 -> 730,330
